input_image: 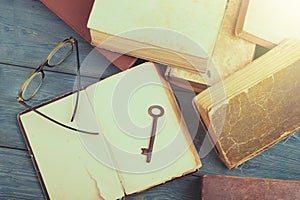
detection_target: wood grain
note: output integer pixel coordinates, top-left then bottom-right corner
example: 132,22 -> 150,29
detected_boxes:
0,148 -> 44,199
0,0 -> 119,79
0,63 -> 98,149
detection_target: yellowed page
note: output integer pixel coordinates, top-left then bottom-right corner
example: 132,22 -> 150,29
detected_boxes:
87,0 -> 227,57
241,0 -> 300,47
20,92 -> 124,200
85,63 -> 200,194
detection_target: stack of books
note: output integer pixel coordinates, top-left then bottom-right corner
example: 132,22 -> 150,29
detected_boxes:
86,0 -> 300,169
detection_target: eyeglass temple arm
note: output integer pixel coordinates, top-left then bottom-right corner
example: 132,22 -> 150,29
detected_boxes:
70,39 -> 81,122
18,99 -> 99,135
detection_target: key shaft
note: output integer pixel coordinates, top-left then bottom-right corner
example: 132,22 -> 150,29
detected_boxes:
141,105 -> 164,163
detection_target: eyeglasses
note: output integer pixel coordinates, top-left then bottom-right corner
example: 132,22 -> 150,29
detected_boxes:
17,37 -> 98,135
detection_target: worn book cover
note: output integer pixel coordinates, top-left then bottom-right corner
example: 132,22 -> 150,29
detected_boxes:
201,174 -> 300,200
18,62 -> 201,199
193,39 -> 300,168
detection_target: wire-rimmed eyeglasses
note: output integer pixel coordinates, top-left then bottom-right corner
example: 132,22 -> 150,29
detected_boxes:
16,37 -> 98,135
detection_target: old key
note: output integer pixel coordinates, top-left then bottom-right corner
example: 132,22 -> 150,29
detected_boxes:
141,105 -> 165,163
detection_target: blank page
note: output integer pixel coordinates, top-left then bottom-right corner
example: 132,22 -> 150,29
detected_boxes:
20,91 -> 124,200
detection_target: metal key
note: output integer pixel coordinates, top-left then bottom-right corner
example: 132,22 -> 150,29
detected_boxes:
141,105 -> 165,163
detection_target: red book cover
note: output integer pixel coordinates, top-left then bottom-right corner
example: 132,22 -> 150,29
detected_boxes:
40,0 -> 137,70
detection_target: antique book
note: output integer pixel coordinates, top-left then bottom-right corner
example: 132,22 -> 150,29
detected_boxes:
87,0 -> 228,73
164,0 -> 255,90
200,174 -> 300,200
193,39 -> 300,168
235,0 -> 300,48
40,0 -> 137,70
18,62 -> 201,199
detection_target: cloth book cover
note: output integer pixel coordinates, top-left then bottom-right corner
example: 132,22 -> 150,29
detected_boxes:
17,62 -> 201,199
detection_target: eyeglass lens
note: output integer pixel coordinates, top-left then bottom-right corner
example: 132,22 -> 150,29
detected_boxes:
22,72 -> 44,100
48,41 -> 73,66
22,41 -> 73,100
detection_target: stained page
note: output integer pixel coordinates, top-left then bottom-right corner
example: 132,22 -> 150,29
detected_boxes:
85,63 -> 200,194
19,91 -> 124,200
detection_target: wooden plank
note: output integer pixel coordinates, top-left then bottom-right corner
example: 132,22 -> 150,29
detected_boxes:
0,0 -> 120,78
0,63 -> 98,149
0,148 -> 44,199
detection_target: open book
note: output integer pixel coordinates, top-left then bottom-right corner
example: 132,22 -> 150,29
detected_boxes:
193,39 -> 300,168
87,0 -> 228,73
18,62 -> 201,199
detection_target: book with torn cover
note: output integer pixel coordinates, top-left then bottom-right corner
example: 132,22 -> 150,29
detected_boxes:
200,174 -> 300,200
18,62 -> 201,199
164,0 -> 255,90
193,39 -> 300,169
87,0 -> 228,74
235,0 -> 300,48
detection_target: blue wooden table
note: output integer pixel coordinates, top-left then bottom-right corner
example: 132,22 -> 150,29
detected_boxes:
0,0 -> 299,199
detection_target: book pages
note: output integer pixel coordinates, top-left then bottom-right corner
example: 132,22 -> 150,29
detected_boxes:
19,62 -> 200,199
85,63 -> 200,194
88,0 -> 227,57
20,92 -> 124,200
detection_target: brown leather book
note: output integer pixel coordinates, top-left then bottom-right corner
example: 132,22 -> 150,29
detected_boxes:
40,0 -> 137,70
201,175 -> 300,200
193,39 -> 300,168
